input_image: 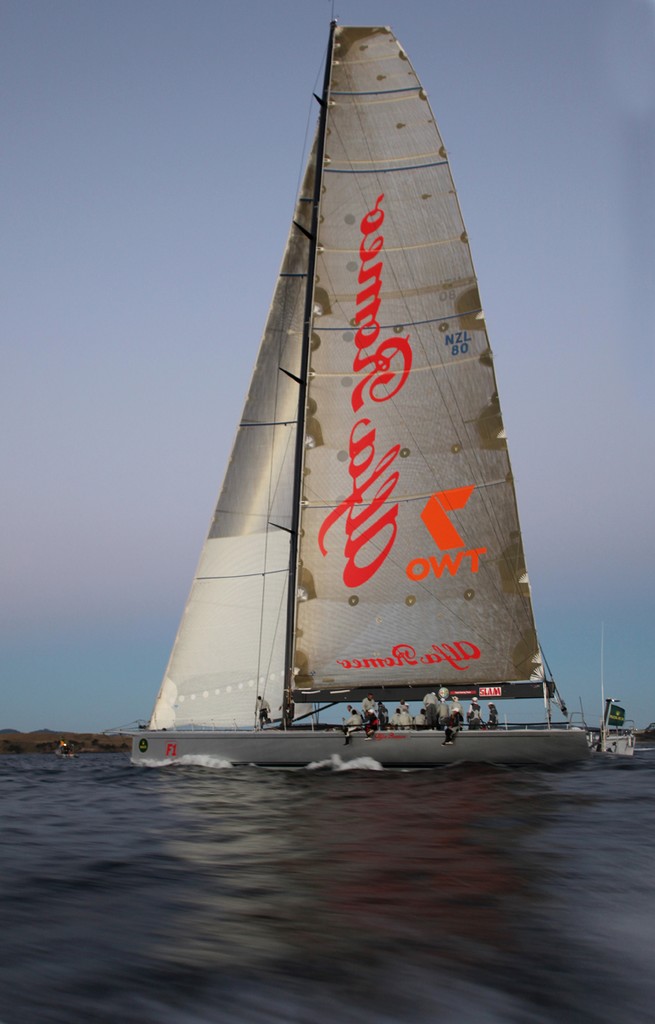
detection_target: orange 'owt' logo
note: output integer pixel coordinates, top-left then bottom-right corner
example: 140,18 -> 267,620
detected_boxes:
406,485 -> 486,581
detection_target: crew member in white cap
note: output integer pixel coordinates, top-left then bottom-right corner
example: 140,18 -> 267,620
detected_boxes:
467,696 -> 483,730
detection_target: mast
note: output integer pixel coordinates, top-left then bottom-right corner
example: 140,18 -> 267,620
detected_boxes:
281,21 -> 336,727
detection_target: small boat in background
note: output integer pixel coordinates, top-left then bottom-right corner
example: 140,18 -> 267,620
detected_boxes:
587,699 -> 636,757
54,739 -> 77,759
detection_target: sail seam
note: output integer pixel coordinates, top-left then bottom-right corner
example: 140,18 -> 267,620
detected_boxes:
317,308 -> 483,330
302,480 -> 505,511
307,353 -> 482,379
322,237 -> 463,254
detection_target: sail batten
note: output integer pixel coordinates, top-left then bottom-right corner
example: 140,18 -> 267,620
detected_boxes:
324,162 -> 448,174
331,87 -> 423,96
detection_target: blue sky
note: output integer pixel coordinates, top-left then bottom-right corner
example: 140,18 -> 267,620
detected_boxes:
2,0 -> 653,732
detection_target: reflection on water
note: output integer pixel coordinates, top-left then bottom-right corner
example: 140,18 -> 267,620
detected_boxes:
1,754 -> 654,1023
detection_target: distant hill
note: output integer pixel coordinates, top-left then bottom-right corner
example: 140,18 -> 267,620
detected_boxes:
0,731 -> 131,755
0,728 -> 59,734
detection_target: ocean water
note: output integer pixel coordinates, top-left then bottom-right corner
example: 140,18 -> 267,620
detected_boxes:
1,750 -> 654,1024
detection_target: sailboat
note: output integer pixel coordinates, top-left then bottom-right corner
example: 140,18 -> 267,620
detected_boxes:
132,23 -> 589,768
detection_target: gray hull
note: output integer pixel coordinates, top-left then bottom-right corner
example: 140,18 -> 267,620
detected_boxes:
132,727 -> 589,767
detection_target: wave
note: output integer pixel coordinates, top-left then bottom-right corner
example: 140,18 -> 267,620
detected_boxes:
305,753 -> 385,771
132,754 -> 234,770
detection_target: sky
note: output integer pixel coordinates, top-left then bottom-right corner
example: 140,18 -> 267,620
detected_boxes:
2,0 -> 654,733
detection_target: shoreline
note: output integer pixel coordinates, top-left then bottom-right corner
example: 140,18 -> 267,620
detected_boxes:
0,731 -> 131,755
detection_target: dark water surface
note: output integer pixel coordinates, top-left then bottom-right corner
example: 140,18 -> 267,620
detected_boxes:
1,750 -> 654,1023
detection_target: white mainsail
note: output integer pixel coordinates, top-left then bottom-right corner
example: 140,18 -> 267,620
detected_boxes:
295,26 -> 541,692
